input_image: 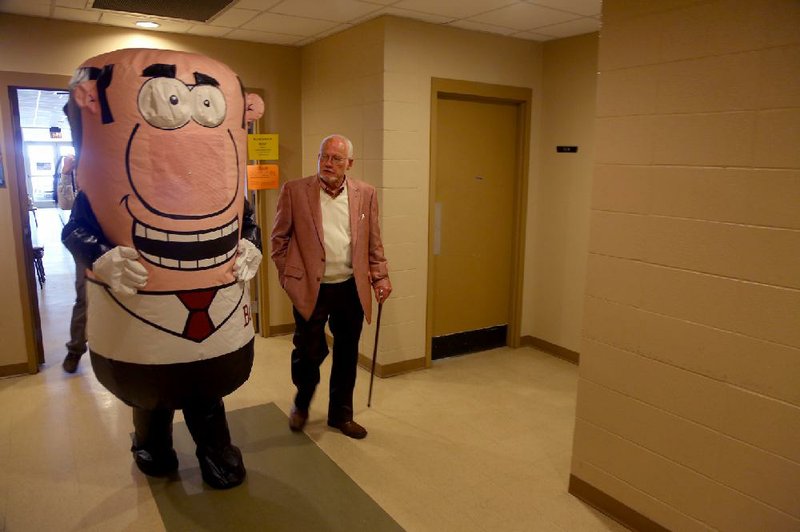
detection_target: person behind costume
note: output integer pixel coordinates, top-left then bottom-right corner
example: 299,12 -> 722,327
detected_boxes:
61,48 -> 265,489
271,134 -> 392,440
57,153 -> 88,373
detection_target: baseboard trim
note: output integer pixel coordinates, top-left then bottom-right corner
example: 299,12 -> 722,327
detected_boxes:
520,335 -> 579,365
358,354 -> 426,378
0,362 -> 31,378
268,323 -> 295,336
569,475 -> 668,532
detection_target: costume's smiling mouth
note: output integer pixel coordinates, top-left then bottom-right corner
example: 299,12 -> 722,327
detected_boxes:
132,216 -> 239,270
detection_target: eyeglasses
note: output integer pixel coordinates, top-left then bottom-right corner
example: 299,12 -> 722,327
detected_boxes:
319,153 -> 348,163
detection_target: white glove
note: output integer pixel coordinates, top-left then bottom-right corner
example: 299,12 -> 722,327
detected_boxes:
92,246 -> 148,296
234,239 -> 262,283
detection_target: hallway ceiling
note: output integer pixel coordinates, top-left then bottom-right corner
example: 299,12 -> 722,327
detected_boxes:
0,0 -> 601,47
15,89 -> 71,129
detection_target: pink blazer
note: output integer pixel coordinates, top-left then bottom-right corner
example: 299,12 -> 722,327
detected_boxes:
270,175 -> 390,323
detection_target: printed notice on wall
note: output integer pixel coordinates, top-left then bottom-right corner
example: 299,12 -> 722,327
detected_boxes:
247,134 -> 279,161
247,164 -> 279,190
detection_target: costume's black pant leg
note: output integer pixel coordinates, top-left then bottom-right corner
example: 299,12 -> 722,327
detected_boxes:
184,399 -> 245,489
183,399 -> 231,452
132,407 -> 175,452
327,279 -> 364,424
291,302 -> 331,411
130,407 -> 178,477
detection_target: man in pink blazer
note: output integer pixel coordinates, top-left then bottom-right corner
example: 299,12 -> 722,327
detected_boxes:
271,134 -> 392,439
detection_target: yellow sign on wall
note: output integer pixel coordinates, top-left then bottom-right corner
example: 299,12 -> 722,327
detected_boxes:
247,134 -> 279,161
247,164 -> 279,190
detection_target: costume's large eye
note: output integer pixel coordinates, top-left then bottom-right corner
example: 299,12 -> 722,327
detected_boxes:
191,85 -> 226,127
137,78 -> 192,129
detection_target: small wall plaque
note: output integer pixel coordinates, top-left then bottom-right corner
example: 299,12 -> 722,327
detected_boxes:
556,146 -> 578,153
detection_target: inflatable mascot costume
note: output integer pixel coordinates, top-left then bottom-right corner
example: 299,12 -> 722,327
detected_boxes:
62,48 -> 265,489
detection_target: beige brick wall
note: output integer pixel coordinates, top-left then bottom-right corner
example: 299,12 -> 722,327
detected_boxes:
271,18 -> 387,327
301,16 -> 545,366
531,33 -> 598,352
572,0 -> 800,529
379,17 -> 543,366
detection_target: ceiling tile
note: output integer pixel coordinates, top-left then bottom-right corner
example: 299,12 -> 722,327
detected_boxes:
447,19 -> 518,36
311,22 -> 355,40
97,12 -> 192,32
471,3 -> 576,31
0,0 -> 605,47
242,12 -> 337,36
391,0 -> 514,19
56,0 -> 90,8
380,7 -> 454,24
535,16 -> 600,38
0,1 -> 50,18
271,0 -> 381,23
233,0 -> 282,9
186,24 -> 233,38
527,0 -> 601,17
208,8 -> 259,28
511,29 -> 554,41
226,28 -> 303,45
54,6 -> 102,22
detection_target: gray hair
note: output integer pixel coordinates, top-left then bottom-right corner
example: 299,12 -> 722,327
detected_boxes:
320,134 -> 353,159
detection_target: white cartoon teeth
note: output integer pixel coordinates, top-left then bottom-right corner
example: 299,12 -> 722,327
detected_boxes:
134,218 -> 239,270
134,218 -> 238,243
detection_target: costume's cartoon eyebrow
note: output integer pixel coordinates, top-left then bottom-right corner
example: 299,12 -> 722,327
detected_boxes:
194,72 -> 219,86
142,63 -> 177,78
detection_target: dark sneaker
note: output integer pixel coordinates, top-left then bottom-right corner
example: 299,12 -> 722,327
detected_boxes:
62,353 -> 82,373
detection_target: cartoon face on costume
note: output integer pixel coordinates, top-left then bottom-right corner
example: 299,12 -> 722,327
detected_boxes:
71,48 -> 264,292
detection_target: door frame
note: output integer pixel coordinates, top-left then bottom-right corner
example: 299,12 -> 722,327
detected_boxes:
426,78 -> 532,366
1,71 -> 72,374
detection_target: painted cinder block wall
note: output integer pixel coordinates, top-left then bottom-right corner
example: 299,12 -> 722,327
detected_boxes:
571,0 -> 800,529
299,16 -> 546,370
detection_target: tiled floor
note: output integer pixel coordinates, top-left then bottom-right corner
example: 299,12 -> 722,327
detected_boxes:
0,207 -> 625,531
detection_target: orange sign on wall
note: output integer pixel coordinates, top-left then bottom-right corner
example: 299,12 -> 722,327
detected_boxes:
247,164 -> 279,190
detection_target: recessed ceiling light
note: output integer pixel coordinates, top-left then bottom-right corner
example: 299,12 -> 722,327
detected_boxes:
135,21 -> 160,29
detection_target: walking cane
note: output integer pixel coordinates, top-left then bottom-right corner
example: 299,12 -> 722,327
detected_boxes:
367,291 -> 384,408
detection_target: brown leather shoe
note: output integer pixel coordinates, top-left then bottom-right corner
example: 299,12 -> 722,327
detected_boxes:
327,419 -> 367,439
288,407 -> 308,432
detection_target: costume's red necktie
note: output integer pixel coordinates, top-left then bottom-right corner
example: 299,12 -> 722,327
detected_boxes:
177,288 -> 218,341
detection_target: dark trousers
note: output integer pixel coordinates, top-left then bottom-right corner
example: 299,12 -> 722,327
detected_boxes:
66,258 -> 87,356
291,277 -> 364,423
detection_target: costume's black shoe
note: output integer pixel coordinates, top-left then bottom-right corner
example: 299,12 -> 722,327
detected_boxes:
131,446 -> 179,477
289,407 -> 309,432
62,353 -> 82,373
327,419 -> 367,439
131,408 -> 177,477
197,445 -> 246,489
